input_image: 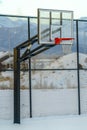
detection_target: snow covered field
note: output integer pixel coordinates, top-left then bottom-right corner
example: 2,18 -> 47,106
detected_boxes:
1,115 -> 87,130
0,88 -> 87,120
0,52 -> 87,129
0,89 -> 78,119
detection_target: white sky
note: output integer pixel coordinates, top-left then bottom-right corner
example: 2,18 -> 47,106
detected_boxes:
0,0 -> 87,19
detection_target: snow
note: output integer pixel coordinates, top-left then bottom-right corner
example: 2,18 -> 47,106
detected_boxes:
0,52 -> 87,129
1,115 -> 87,130
2,57 -> 13,64
32,89 -> 78,117
0,51 -> 10,58
1,71 -> 13,78
0,89 -> 86,130
1,52 -> 87,89
0,89 -> 78,119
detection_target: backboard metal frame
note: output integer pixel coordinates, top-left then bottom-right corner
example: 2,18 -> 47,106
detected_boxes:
38,8 -> 74,45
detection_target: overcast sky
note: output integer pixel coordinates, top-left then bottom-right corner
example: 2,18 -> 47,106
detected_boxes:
0,0 -> 87,19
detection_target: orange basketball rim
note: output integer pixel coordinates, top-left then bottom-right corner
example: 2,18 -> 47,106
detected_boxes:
55,38 -> 74,44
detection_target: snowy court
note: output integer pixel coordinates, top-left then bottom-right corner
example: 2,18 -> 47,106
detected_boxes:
0,115 -> 87,130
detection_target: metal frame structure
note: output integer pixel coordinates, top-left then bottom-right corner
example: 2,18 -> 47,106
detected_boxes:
14,34 -> 57,123
13,19 -> 82,124
13,20 -> 81,124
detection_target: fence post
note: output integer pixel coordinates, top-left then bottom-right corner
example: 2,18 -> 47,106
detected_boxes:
76,20 -> 81,115
14,47 -> 20,123
28,17 -> 32,118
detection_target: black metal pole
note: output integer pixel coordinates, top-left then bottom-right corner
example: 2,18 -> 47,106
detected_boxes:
28,17 -> 32,117
14,48 -> 20,123
29,58 -> 32,117
76,20 -> 81,115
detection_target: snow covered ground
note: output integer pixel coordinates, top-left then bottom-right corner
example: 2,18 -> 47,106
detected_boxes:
1,89 -> 87,130
1,115 -> 87,130
0,89 -> 78,119
0,88 -> 87,120
0,52 -> 87,129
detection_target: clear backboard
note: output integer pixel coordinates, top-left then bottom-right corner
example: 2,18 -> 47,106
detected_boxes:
38,8 -> 74,45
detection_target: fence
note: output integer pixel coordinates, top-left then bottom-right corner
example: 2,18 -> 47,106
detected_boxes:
0,14 -> 87,121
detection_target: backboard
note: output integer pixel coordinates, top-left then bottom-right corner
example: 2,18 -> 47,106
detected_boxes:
38,8 -> 74,45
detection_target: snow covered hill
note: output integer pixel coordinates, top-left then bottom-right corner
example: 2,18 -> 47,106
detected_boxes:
30,53 -> 87,89
0,52 -> 87,89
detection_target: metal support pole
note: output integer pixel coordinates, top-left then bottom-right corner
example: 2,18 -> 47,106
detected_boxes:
29,58 -> 32,117
14,48 -> 20,123
28,18 -> 32,118
76,20 -> 81,115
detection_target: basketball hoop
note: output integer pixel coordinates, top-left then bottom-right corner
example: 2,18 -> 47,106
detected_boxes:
54,38 -> 74,45
54,37 -> 74,54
